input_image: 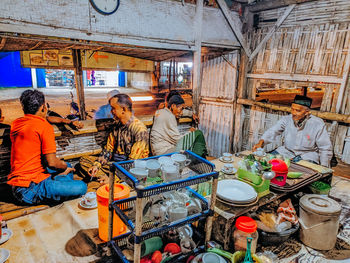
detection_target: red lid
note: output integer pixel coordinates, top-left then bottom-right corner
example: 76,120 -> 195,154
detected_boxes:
235,216 -> 257,233
269,159 -> 288,172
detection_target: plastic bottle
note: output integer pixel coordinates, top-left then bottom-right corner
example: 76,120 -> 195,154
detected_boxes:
233,216 -> 259,254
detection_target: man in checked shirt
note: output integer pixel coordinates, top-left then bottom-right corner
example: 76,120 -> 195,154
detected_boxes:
79,93 -> 149,185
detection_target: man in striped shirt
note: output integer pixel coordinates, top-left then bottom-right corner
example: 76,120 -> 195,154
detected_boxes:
79,94 -> 149,184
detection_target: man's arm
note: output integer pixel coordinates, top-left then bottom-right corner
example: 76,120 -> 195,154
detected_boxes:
46,116 -> 84,129
44,153 -> 68,171
252,116 -> 287,150
316,125 -> 333,167
88,131 -> 115,177
129,129 -> 149,160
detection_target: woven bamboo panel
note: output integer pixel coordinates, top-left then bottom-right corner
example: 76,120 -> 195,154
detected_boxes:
249,23 -> 350,77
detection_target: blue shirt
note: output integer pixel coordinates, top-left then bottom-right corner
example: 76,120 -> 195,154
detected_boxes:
94,104 -> 113,119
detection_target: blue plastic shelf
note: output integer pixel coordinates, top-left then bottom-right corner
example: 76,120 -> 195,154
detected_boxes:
112,187 -> 209,243
112,150 -> 218,198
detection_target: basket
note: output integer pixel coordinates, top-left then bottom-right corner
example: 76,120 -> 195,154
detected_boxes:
112,187 -> 209,242
113,150 -> 218,198
109,232 -> 206,263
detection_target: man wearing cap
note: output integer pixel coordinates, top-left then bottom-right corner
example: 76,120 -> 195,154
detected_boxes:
252,95 -> 332,167
94,89 -> 120,119
151,95 -> 207,157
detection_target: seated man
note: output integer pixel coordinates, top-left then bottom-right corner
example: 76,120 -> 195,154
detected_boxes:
80,93 -> 149,184
94,89 -> 120,119
8,90 -> 87,205
253,95 -> 332,167
151,95 -> 207,157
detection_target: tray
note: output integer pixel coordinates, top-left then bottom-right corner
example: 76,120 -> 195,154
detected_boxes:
113,150 -> 218,198
112,187 -> 210,242
109,231 -> 206,263
270,162 -> 321,192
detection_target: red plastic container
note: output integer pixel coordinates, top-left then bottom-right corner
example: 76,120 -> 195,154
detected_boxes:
269,159 -> 289,186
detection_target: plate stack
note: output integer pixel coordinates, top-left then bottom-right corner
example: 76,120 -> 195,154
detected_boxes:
217,179 -> 258,207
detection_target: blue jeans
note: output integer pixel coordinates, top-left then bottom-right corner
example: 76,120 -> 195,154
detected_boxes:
12,163 -> 87,205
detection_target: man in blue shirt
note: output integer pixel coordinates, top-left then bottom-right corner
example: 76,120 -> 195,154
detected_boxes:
94,89 -> 120,119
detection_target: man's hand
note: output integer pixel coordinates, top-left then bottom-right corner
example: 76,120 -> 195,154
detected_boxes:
98,175 -> 109,185
189,127 -> 197,132
88,165 -> 99,177
72,120 -> 84,129
58,167 -> 75,176
252,139 -> 264,152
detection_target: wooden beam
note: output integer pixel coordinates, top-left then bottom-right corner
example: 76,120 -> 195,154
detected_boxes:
249,4 -> 296,61
72,49 -> 86,120
337,51 -> 350,113
29,41 -> 43,50
0,38 -> 6,50
192,0 -> 203,114
216,0 -> 252,57
247,73 -> 343,84
237,98 -> 350,124
248,0 -> 317,12
233,51 -> 249,152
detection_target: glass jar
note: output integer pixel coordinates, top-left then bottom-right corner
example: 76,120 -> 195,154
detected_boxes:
233,216 -> 259,254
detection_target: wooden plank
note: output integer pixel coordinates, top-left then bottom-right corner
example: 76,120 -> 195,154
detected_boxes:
192,0 -> 203,114
72,49 -> 86,120
237,98 -> 350,124
247,73 -> 342,84
336,49 -> 350,113
216,0 -> 252,57
250,4 -> 296,61
0,38 -> 6,50
248,0 -> 317,12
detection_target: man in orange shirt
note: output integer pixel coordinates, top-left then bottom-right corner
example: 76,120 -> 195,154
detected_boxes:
8,90 -> 87,205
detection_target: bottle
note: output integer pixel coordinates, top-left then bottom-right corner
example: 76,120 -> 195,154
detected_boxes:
233,216 -> 259,254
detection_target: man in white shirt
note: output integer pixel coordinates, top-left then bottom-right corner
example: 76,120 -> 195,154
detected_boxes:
253,95 -> 332,167
151,95 -> 207,157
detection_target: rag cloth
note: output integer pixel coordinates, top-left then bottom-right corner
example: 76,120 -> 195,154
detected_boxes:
276,199 -> 298,225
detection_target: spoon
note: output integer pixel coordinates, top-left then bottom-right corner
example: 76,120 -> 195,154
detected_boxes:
253,161 -> 263,172
262,171 -> 275,180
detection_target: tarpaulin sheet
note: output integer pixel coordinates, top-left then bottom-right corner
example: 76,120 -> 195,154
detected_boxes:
0,198 -> 100,263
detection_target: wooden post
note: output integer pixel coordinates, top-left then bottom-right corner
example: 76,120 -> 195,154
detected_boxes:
192,0 -> 203,114
337,51 -> 350,113
72,49 -> 86,120
134,196 -> 143,263
205,176 -> 218,242
233,51 -> 249,152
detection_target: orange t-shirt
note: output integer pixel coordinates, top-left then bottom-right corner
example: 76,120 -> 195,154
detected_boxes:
8,114 -> 57,187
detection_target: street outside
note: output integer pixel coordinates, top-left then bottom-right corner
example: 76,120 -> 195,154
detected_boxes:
0,87 -> 161,124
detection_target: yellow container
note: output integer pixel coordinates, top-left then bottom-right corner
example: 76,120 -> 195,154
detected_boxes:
96,183 -> 130,241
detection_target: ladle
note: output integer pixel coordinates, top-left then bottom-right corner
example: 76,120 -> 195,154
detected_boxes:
262,171 -> 275,180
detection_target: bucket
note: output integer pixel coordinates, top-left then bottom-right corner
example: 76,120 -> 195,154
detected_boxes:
299,194 -> 341,250
96,183 -> 130,241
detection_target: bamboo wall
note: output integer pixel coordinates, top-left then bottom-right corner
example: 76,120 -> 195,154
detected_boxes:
235,0 -> 350,163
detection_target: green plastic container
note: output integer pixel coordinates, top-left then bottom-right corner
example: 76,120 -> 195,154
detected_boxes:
309,181 -> 331,195
237,168 -> 270,198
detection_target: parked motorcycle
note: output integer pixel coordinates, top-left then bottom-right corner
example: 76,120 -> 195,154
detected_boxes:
47,91 -> 92,120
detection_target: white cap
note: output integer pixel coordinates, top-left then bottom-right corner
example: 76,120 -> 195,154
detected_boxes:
107,89 -> 120,101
